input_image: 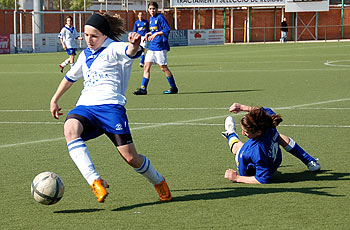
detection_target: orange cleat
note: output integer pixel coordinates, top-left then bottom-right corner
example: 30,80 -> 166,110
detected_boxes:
91,179 -> 109,203
154,179 -> 172,202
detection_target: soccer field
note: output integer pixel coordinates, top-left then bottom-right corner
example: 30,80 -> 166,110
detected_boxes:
0,42 -> 349,229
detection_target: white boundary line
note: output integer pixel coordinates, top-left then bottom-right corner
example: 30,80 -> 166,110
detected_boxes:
324,60 -> 350,67
1,98 -> 350,148
1,107 -> 350,113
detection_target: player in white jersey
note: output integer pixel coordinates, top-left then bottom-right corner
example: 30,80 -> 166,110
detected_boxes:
58,16 -> 83,73
50,13 -> 172,203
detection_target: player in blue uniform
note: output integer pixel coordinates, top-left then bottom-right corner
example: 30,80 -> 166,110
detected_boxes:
133,1 -> 178,95
132,11 -> 149,67
222,103 -> 320,184
58,16 -> 83,72
50,13 -> 172,203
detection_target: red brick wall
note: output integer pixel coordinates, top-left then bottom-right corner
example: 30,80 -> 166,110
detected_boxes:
1,7 -> 349,42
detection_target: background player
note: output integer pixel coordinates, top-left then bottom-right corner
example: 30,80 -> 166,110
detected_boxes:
50,13 -> 172,203
133,11 -> 149,67
133,1 -> 178,95
58,16 -> 83,72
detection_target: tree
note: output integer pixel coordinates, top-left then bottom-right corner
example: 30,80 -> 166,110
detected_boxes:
0,0 -> 18,9
52,0 -> 71,10
70,0 -> 92,10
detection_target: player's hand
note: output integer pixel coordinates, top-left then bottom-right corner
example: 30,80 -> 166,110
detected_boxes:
63,45 -> 67,50
229,103 -> 242,114
224,169 -> 238,182
148,33 -> 157,41
128,32 -> 141,46
50,101 -> 63,120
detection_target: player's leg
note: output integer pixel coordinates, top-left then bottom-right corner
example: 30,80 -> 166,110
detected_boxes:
68,49 -> 77,66
157,50 -> 178,94
160,64 -> 178,94
133,58 -> 152,96
115,143 -> 171,201
59,49 -> 73,72
139,38 -> 146,67
279,134 -> 320,171
65,113 -> 108,203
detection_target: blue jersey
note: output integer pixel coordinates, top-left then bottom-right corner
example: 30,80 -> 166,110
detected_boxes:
236,108 -> 282,184
148,13 -> 170,51
133,19 -> 149,36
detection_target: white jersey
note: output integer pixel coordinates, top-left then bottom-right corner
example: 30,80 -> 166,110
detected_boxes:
58,25 -> 80,49
65,38 -> 141,106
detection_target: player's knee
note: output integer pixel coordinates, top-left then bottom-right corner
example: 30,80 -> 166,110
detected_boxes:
63,120 -> 81,142
160,65 -> 168,72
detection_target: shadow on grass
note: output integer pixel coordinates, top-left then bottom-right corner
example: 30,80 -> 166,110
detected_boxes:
144,89 -> 262,96
54,208 -> 104,214
113,184 -> 342,212
272,170 -> 350,183
178,89 -> 262,95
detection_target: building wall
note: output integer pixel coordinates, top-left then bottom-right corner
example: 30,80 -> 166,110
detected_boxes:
1,7 -> 350,43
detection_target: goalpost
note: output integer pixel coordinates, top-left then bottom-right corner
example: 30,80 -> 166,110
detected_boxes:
13,10 -> 93,53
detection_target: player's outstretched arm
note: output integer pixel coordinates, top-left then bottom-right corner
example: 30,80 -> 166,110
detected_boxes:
229,103 -> 256,114
224,169 -> 261,184
126,32 -> 141,57
50,78 -> 73,119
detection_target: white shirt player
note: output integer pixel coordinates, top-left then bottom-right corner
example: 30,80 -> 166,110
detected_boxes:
65,38 -> 140,107
58,25 -> 80,49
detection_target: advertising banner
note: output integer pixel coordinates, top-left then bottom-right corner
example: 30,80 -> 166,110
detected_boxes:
188,29 -> 225,46
169,30 -> 189,47
0,35 -> 10,54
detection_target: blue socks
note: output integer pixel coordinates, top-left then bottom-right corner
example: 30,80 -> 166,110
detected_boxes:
141,76 -> 177,90
167,76 -> 177,89
284,138 -> 316,165
140,54 -> 145,65
141,77 -> 149,90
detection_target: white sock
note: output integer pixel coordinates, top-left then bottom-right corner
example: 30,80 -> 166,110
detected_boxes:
60,61 -> 68,67
67,138 -> 100,185
134,155 -> 163,185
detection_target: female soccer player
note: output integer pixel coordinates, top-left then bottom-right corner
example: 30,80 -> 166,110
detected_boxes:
133,1 -> 178,95
132,11 -> 149,67
50,13 -> 172,203
58,16 -> 83,72
221,103 -> 320,184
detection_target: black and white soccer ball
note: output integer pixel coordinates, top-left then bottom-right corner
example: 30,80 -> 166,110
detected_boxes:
31,172 -> 64,205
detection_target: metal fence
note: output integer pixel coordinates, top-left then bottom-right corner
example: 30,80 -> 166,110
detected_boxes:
229,25 -> 350,43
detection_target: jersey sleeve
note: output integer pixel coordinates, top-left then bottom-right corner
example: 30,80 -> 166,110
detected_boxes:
263,107 -> 276,116
73,29 -> 80,39
58,28 -> 65,38
111,41 -> 143,60
64,52 -> 84,82
132,22 -> 137,33
158,15 -> 170,37
254,163 -> 273,184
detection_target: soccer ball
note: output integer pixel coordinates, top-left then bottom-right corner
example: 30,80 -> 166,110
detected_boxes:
31,172 -> 64,205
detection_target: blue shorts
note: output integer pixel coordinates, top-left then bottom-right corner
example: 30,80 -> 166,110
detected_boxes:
66,48 -> 76,55
67,104 -> 131,141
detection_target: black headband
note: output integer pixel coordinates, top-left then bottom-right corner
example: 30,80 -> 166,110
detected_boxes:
85,14 -> 110,36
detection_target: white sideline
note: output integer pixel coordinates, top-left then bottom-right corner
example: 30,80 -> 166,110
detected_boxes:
0,97 -> 349,148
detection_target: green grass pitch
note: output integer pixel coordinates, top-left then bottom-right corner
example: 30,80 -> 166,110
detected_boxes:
0,42 -> 349,229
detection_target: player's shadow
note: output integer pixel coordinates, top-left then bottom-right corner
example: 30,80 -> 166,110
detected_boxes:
54,208 -> 104,214
112,184 -> 342,212
272,170 -> 350,183
179,89 -> 261,95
